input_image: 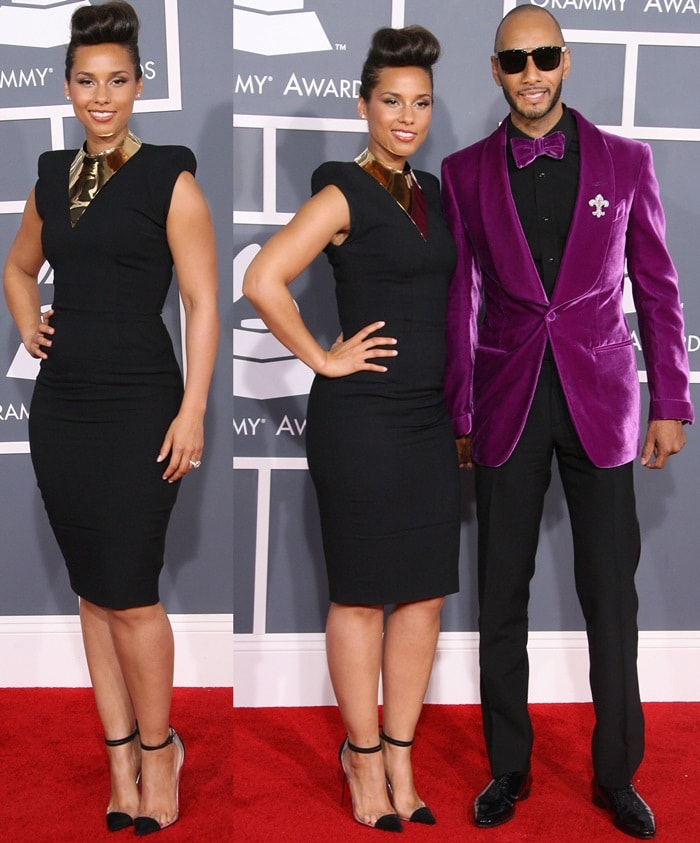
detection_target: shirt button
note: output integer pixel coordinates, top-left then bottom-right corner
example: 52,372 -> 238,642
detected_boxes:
547,257 -> 555,262
543,216 -> 550,222
546,311 -> 557,322
538,172 -> 545,178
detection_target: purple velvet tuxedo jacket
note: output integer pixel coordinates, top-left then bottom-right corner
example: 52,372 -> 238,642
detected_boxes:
441,109 -> 694,468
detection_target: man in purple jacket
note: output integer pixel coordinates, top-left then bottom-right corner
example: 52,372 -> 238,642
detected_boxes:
441,6 -> 693,838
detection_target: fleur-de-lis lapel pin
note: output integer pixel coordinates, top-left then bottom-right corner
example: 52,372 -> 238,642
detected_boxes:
589,193 -> 609,218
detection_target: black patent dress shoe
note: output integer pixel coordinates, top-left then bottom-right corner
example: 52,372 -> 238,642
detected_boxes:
474,770 -> 532,827
592,780 -> 656,839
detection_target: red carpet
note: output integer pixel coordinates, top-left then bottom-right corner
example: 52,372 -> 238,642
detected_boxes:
0,688 -> 233,842
235,703 -> 700,842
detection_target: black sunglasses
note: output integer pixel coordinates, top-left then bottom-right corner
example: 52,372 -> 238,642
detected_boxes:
496,45 -> 567,75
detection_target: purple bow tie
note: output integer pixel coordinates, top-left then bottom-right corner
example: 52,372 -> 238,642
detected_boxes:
510,131 -> 566,169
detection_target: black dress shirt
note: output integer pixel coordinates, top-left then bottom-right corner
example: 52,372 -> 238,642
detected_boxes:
507,106 -> 580,300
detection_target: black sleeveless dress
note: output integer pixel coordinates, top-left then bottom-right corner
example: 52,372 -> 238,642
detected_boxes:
306,161 -> 460,605
29,144 -> 195,609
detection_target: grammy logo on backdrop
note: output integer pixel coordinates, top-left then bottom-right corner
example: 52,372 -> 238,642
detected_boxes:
233,245 -> 314,400
233,0 -> 331,56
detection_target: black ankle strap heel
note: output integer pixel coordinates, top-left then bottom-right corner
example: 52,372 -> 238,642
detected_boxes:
133,727 -> 185,837
104,724 -> 139,832
379,731 -> 413,748
380,730 -> 436,825
339,736 -> 402,832
346,738 -> 382,754
139,727 -> 175,752
105,723 -> 139,747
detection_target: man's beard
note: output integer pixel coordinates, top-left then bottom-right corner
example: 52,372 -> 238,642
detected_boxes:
504,79 -> 563,123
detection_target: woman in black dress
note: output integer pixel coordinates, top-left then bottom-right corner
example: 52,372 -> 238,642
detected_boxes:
244,26 -> 459,832
3,2 -> 218,835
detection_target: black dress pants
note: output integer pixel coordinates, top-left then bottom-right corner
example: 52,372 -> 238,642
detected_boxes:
474,358 -> 644,788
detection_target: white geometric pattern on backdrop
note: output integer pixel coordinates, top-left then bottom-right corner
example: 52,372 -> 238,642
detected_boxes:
0,1 -> 88,50
233,245 -> 314,400
233,0 -> 332,57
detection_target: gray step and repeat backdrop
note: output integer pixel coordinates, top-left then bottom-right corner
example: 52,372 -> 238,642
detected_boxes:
0,2 -> 232,628
234,0 -> 699,653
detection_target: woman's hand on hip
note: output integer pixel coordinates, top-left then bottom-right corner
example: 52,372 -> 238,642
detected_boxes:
24,308 -> 54,359
318,320 -> 397,378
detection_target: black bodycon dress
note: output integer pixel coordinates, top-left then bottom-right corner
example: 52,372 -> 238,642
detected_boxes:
306,161 -> 460,605
28,144 -> 195,609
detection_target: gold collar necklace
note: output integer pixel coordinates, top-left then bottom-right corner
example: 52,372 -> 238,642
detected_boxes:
68,130 -> 142,227
355,148 -> 427,239
355,148 -> 417,214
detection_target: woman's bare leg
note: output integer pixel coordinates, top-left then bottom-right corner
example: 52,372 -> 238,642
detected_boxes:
80,598 -> 140,821
381,596 -> 444,819
326,602 -> 395,827
106,602 -> 180,829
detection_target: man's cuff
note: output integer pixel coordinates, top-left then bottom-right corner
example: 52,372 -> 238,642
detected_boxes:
648,399 -> 695,425
451,413 -> 472,438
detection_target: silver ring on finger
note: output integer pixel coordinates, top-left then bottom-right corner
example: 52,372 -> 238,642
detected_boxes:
189,459 -> 202,469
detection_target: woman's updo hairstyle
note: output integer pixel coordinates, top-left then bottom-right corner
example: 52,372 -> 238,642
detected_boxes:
65,1 -> 142,81
359,25 -> 440,102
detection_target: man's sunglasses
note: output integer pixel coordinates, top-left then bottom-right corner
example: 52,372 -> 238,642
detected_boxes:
496,46 -> 567,75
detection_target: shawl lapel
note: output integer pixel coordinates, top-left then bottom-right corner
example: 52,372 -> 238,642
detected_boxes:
551,109 -> 616,306
479,120 -> 547,306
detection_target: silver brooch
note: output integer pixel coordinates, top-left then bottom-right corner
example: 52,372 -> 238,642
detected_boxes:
588,193 -> 609,218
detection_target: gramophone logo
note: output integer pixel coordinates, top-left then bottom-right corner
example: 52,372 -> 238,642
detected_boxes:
234,244 -> 314,400
233,0 -> 332,56
0,0 -> 90,49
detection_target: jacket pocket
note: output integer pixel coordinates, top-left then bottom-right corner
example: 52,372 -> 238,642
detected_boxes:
593,337 -> 634,353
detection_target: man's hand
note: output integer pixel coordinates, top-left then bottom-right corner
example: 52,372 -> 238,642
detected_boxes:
456,435 -> 473,469
640,419 -> 686,469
